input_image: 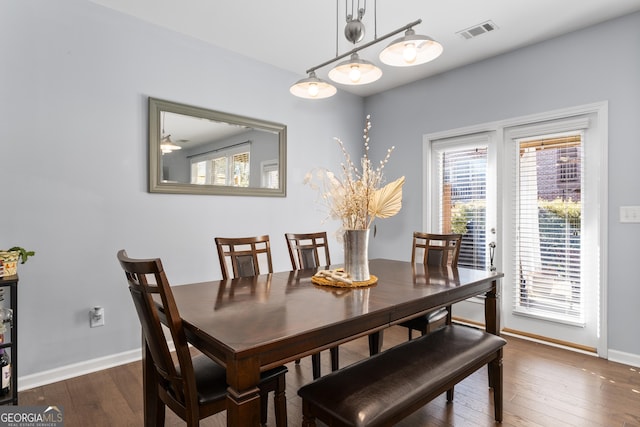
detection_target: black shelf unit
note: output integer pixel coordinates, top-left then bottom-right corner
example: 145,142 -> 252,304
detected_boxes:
0,275 -> 17,405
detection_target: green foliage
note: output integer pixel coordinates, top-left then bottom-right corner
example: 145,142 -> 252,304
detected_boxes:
450,201 -> 486,235
451,206 -> 468,235
539,198 -> 581,228
6,247 -> 35,264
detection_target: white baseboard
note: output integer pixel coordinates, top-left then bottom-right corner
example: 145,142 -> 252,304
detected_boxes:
19,342 -> 178,391
18,349 -> 143,392
608,349 -> 640,369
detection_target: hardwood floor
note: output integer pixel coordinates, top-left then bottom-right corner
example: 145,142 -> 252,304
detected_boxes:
19,325 -> 640,426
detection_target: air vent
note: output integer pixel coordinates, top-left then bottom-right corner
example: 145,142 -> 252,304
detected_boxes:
457,20 -> 498,40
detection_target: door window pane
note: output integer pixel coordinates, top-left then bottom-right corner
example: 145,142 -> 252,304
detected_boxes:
515,133 -> 583,322
438,147 -> 487,269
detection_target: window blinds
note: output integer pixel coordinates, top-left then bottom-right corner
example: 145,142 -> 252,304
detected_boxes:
515,133 -> 583,322
438,147 -> 487,269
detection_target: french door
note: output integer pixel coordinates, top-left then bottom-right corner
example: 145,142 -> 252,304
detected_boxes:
428,132 -> 498,322
426,105 -> 606,354
502,114 -> 601,352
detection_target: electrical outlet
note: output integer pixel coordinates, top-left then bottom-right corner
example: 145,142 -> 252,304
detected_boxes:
90,306 -> 105,328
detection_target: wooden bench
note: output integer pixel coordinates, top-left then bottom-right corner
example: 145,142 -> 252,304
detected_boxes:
297,324 -> 506,427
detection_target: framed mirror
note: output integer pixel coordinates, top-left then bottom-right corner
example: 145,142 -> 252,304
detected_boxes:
148,97 -> 286,196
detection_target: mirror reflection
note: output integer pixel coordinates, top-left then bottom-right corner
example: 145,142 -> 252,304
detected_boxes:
148,97 -> 287,196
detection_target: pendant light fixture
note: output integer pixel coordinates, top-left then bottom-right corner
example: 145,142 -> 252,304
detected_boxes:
160,111 -> 182,154
328,53 -> 382,85
160,134 -> 181,154
327,4 -> 382,86
290,0 -> 443,99
379,28 -> 443,66
289,71 -> 337,99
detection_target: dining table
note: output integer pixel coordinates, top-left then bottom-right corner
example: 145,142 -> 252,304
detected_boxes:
145,258 -> 503,427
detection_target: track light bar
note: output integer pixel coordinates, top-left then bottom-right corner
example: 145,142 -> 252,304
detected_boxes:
305,19 -> 422,75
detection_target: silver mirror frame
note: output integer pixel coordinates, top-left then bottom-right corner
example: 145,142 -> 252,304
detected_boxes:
148,97 -> 287,196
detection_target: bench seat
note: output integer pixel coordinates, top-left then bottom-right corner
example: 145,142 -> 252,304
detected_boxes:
298,324 -> 506,427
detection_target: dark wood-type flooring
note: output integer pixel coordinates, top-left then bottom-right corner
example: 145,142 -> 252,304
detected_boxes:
19,325 -> 640,426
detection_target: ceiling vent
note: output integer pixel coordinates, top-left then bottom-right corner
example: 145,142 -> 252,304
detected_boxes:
457,20 -> 498,40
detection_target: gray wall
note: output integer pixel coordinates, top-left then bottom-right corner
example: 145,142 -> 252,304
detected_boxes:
364,12 -> 640,357
0,0 -> 363,377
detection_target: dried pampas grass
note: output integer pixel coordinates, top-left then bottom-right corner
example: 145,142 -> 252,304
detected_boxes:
305,115 -> 405,232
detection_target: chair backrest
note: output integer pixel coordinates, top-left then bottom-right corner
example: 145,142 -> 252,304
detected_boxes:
411,232 -> 462,267
215,235 -> 273,279
285,232 -> 331,270
116,250 -> 197,409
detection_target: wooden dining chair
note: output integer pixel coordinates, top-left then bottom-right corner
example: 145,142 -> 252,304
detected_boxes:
117,249 -> 288,427
284,232 -> 339,379
400,232 -> 463,339
215,235 -> 273,280
285,232 -> 331,271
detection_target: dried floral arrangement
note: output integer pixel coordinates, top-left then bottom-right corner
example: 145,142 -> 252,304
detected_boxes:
305,115 -> 405,232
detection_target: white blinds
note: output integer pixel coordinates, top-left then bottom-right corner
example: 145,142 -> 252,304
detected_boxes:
437,146 -> 487,270
232,152 -> 250,187
515,133 -> 583,322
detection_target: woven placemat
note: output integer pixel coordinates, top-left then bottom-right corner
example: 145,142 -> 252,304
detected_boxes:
311,274 -> 378,288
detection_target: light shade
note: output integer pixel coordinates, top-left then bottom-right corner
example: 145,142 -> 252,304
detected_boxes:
328,53 -> 382,85
290,71 -> 337,99
160,135 -> 181,153
379,28 -> 443,67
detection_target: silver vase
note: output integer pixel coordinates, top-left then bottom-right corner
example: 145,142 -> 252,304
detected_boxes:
344,229 -> 370,282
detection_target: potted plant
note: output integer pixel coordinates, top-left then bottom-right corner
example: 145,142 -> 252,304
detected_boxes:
0,246 -> 35,277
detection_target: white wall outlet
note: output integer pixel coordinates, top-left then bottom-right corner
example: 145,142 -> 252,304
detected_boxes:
90,306 -> 105,328
620,206 -> 640,223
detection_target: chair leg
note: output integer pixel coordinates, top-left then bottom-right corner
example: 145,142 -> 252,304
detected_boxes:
408,328 -> 413,340
311,353 -> 321,379
489,353 -> 503,422
295,358 -> 301,365
301,401 -> 318,427
330,347 -> 339,372
368,331 -> 383,356
446,387 -> 454,402
273,375 -> 288,427
155,399 -> 166,426
260,390 -> 268,426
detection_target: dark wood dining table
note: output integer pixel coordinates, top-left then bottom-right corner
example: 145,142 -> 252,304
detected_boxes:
145,258 -> 503,427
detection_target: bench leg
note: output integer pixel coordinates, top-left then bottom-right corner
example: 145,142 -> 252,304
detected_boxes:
301,401 -> 317,427
488,352 -> 503,422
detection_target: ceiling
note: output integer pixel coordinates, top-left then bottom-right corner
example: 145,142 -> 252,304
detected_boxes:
90,0 -> 640,97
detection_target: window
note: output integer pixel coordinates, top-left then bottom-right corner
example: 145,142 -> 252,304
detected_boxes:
515,132 -> 583,322
439,147 -> 487,269
190,142 -> 250,186
231,152 -> 250,187
431,133 -> 494,271
261,160 -> 279,189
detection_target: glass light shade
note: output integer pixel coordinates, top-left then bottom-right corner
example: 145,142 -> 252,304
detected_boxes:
160,136 -> 181,152
290,72 -> 337,99
328,53 -> 382,85
379,29 -> 443,67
